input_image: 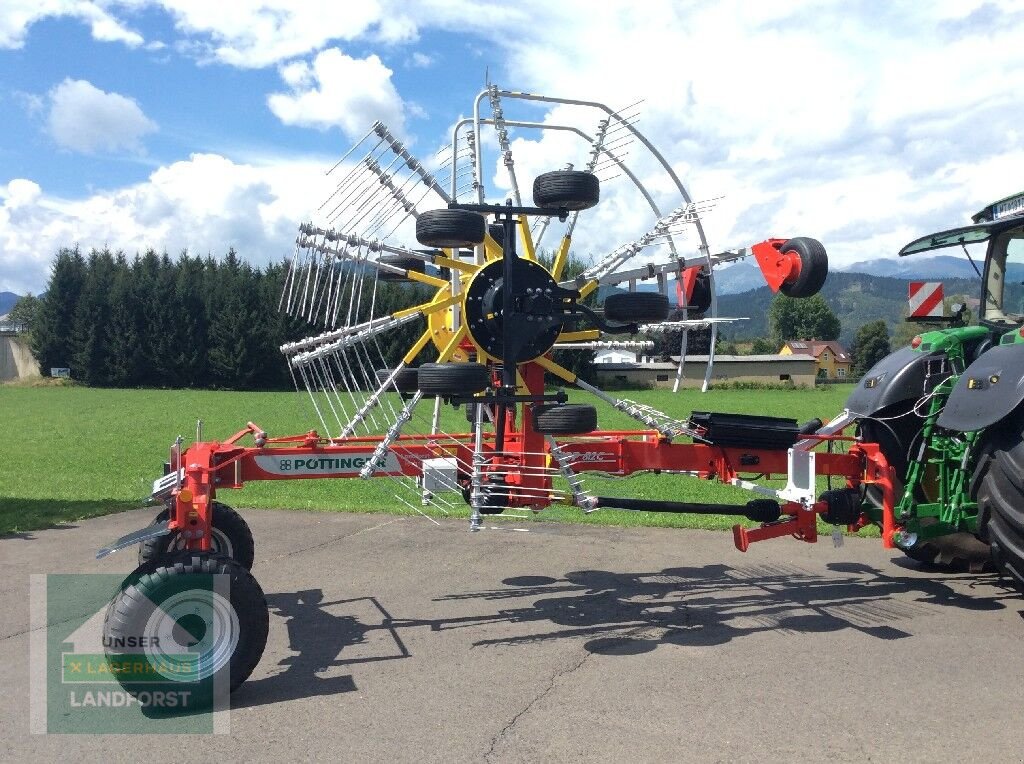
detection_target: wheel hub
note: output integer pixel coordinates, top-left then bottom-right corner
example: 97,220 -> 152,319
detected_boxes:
463,258 -> 565,362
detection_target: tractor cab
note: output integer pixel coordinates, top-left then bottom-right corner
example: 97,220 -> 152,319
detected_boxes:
899,190 -> 1024,333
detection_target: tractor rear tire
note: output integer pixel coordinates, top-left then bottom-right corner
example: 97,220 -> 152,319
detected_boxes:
417,362 -> 490,396
139,502 -> 255,570
533,404 -> 598,435
378,255 -> 425,282
416,209 -> 486,248
859,411 -> 991,572
604,292 -> 670,323
974,411 -> 1024,588
103,552 -> 268,706
779,237 -> 828,298
533,171 -> 600,211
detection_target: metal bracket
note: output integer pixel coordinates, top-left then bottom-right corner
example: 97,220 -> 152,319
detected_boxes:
96,520 -> 171,559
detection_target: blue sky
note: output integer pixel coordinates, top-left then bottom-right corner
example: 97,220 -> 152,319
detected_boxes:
2,1 -> 1024,295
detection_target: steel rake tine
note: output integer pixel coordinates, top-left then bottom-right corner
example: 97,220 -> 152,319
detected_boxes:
319,137 -> 387,211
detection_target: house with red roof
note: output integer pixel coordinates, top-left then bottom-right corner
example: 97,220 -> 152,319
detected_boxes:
778,340 -> 852,380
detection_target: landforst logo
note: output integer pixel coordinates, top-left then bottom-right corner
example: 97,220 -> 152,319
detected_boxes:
30,573 -> 231,734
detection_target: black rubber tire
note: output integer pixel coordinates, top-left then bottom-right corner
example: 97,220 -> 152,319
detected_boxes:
683,272 -> 712,315
859,409 -> 990,572
378,255 -> 425,282
487,223 -> 506,250
376,366 -> 419,394
974,411 -> 1024,588
533,404 -> 598,435
779,237 -> 828,298
139,502 -> 255,570
604,292 -> 670,323
103,552 -> 268,705
533,171 -> 600,211
417,362 -> 490,396
416,209 -> 485,248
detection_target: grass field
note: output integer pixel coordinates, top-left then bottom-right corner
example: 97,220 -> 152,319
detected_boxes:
0,382 -> 857,535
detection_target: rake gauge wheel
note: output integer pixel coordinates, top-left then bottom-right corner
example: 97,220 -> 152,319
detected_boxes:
376,364 -> 419,395
378,255 -> 425,282
533,404 -> 598,435
604,292 -> 671,323
416,209 -> 486,248
685,272 -> 712,315
418,362 -> 490,396
533,170 -> 600,211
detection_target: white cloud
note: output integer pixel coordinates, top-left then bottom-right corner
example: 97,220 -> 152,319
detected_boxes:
5,0 -> 1024,291
153,0 -> 400,68
408,51 -> 433,68
267,48 -> 406,139
47,78 -> 157,155
0,154 -> 337,294
0,0 -> 143,49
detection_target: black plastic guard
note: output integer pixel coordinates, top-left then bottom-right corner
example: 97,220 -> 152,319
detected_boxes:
937,344 -> 1024,432
845,346 -> 948,416
689,411 -> 799,450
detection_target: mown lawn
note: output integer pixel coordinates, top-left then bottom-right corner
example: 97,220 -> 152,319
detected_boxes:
0,382 -> 855,535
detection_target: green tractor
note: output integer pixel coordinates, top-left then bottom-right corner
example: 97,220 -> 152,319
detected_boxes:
848,191 -> 1024,584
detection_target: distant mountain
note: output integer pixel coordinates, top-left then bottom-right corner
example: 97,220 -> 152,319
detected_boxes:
711,253 -> 983,295
837,254 -> 981,280
0,292 -> 20,316
717,271 -> 981,345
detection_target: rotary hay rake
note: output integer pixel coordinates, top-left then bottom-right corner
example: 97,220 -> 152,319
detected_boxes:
96,86 -> 899,704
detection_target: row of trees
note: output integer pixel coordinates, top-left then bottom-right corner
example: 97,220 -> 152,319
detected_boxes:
24,247 -> 430,389
647,292 -> 891,376
17,246 -> 892,388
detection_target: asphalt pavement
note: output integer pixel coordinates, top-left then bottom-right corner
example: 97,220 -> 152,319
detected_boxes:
2,507 -> 1022,762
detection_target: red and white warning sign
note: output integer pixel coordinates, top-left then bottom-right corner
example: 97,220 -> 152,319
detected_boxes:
908,281 -> 944,318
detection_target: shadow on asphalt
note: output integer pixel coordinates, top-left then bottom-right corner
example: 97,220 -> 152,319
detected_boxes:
429,561 -> 1013,655
231,590 -> 409,708
0,498 -> 142,538
233,561 -> 1015,707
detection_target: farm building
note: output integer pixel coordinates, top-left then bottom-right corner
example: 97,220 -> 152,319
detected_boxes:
594,354 -> 818,389
779,340 -> 852,380
593,347 -> 641,364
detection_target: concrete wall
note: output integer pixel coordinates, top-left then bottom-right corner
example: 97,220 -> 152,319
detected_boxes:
595,356 -> 818,389
0,336 -> 41,381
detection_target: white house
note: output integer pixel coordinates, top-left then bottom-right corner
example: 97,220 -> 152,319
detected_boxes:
594,347 -> 639,364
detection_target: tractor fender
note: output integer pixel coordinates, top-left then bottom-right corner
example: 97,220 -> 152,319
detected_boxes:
845,345 -> 948,417
937,343 -> 1024,432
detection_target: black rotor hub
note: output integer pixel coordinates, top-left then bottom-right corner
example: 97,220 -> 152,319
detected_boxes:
463,258 -> 566,362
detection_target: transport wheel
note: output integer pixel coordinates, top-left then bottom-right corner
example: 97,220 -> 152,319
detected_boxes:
103,552 -> 268,706
140,502 -> 255,570
532,170 -> 600,211
378,255 -> 425,282
604,292 -> 670,323
533,404 -> 598,435
417,362 -> 490,396
974,410 -> 1024,588
859,410 -> 990,572
779,237 -> 828,298
416,209 -> 486,248
376,366 -> 420,395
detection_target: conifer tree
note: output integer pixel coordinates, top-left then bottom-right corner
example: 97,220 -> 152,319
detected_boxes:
32,247 -> 86,374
